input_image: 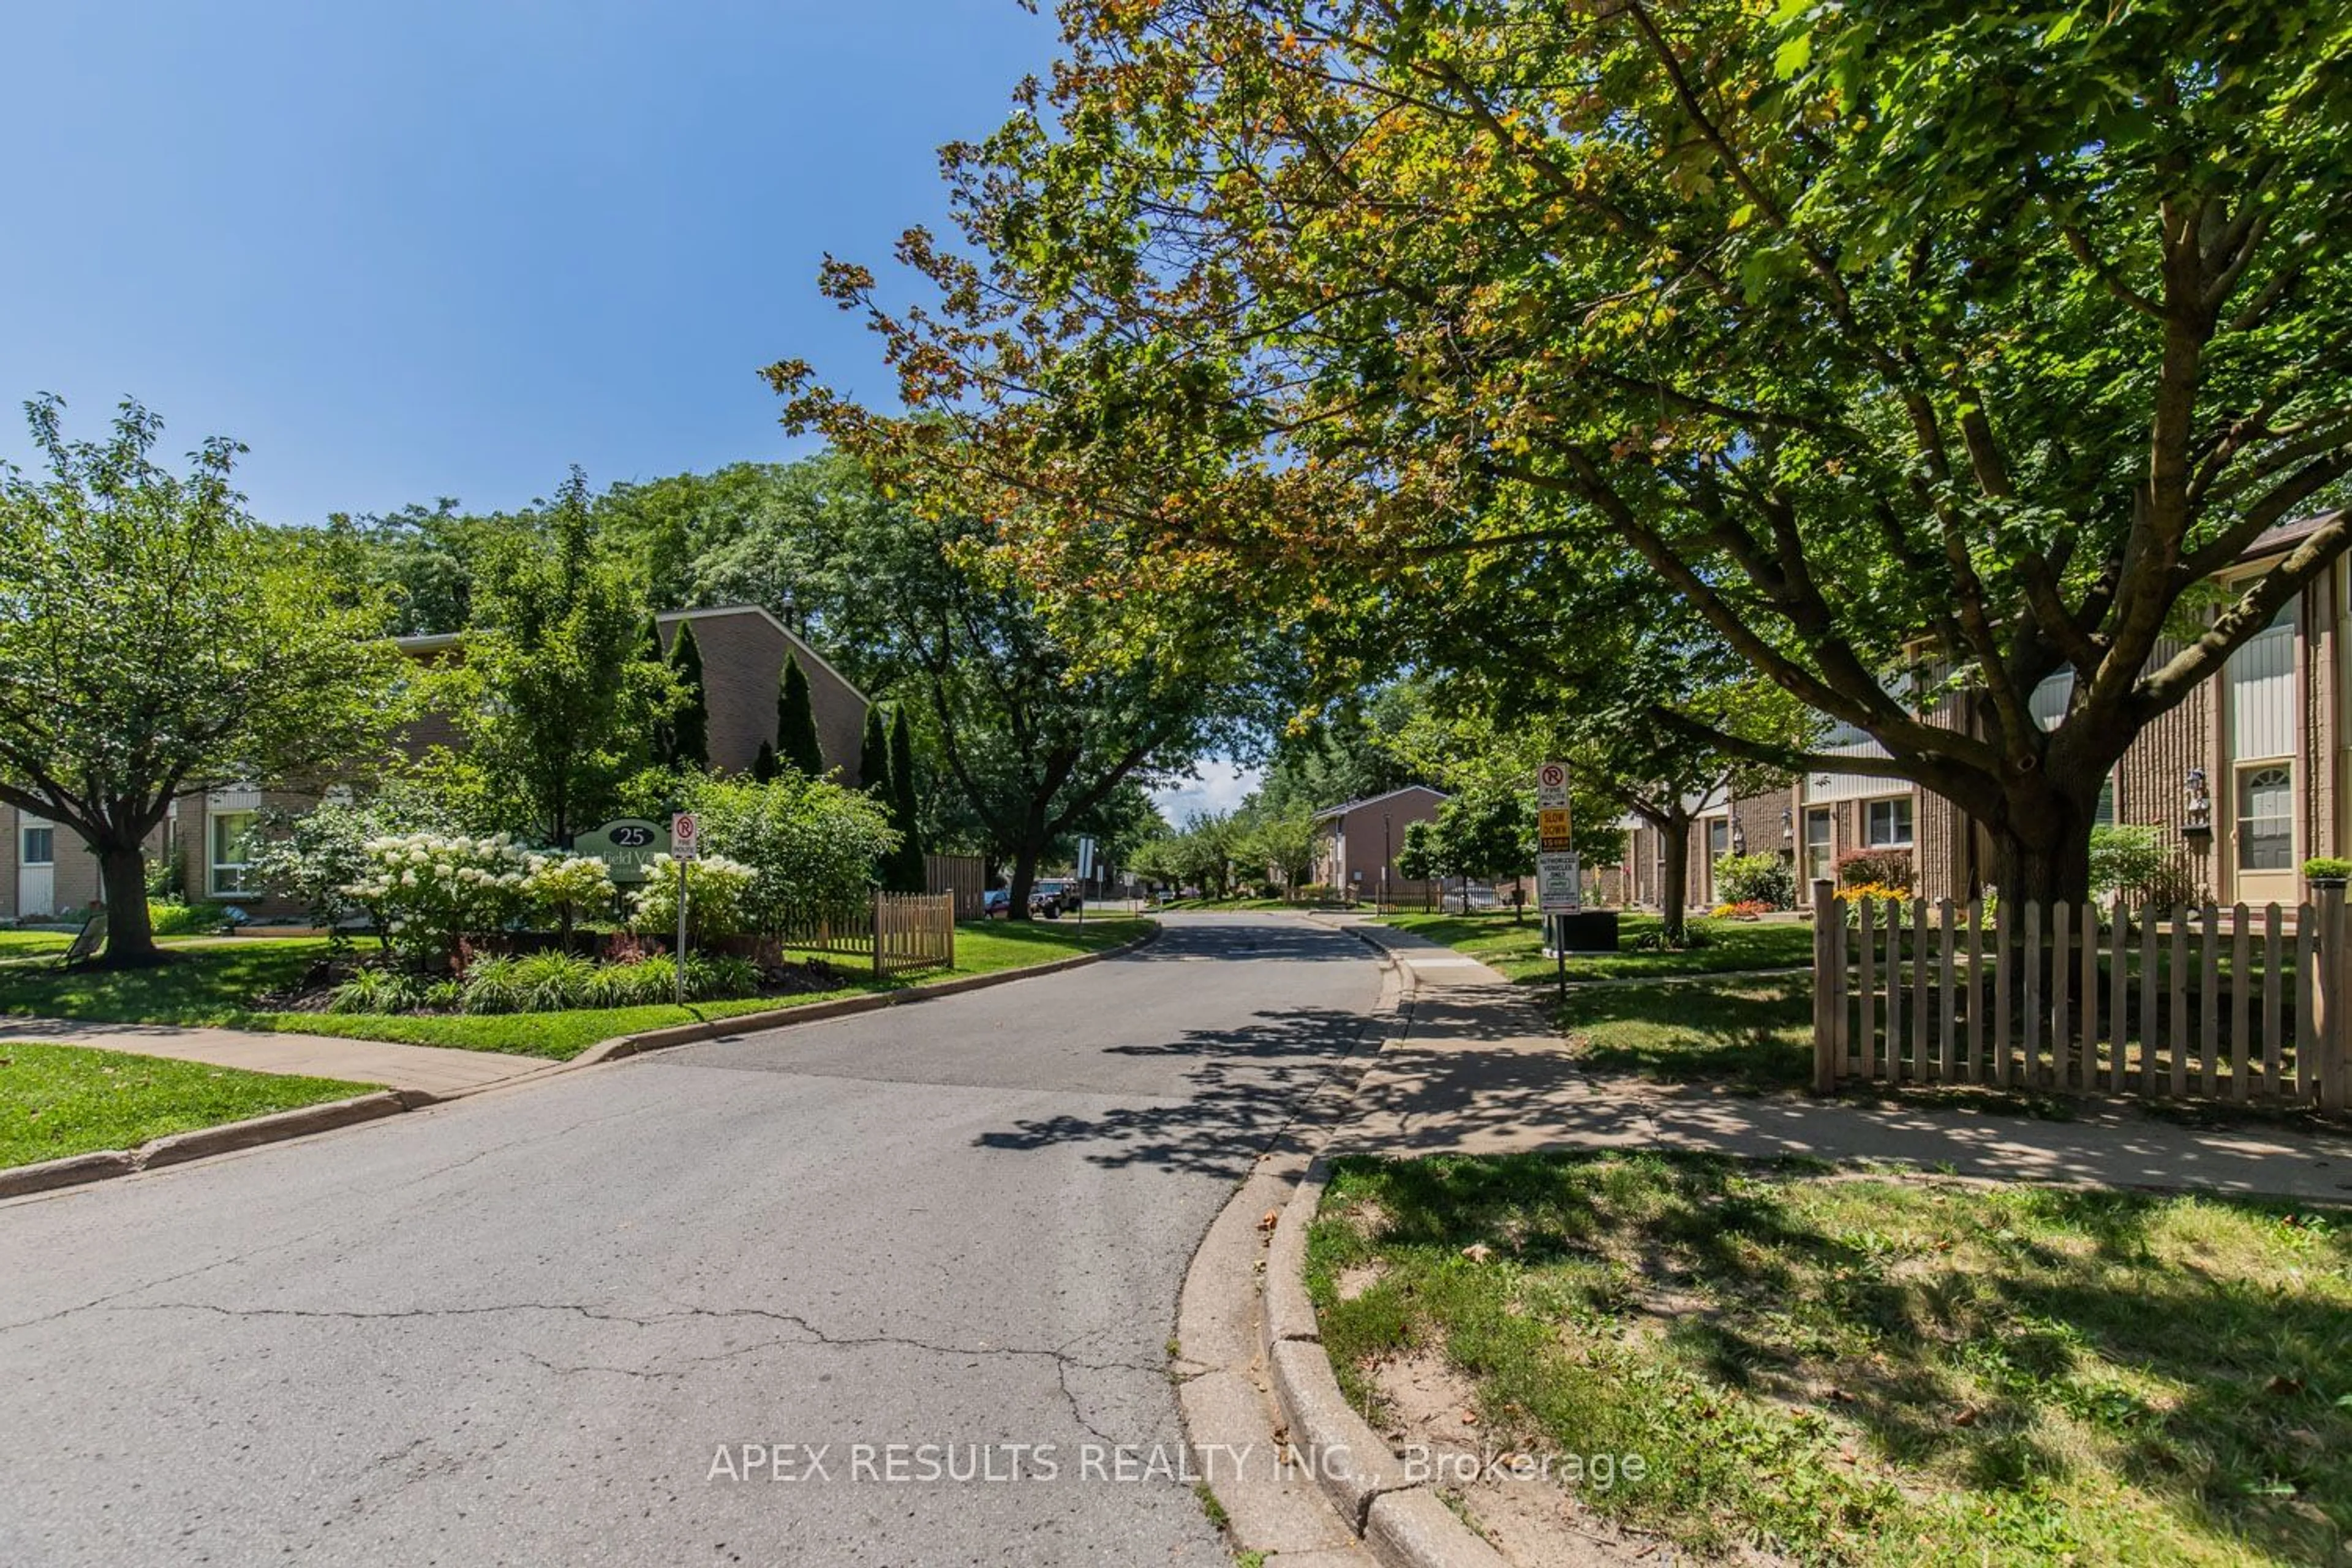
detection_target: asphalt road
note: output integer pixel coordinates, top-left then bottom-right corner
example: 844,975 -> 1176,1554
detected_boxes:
0,913 -> 1380,1567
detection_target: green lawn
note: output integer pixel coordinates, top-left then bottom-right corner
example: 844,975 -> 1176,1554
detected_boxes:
0,930 -> 73,959
1380,910 -> 1815,982
1561,974 -> 1815,1091
1310,1150 -> 2352,1567
0,920 -> 1153,1062
0,1042 -> 373,1169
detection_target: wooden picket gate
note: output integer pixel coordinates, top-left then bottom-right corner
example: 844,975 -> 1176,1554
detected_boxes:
778,892 -> 956,978
1809,880 -> 2351,1111
872,891 -> 956,978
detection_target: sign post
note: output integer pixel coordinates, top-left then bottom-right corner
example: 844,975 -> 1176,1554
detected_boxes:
1534,763 -> 1578,1003
1076,835 -> 1096,924
670,812 -> 701,1003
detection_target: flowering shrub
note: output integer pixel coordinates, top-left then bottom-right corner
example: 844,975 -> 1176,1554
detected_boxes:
251,792 -> 454,939
1834,848 -> 1913,892
628,855 -> 758,943
1711,853 -> 1795,910
344,832 -> 537,968
1709,899 -> 1771,920
1836,881 -> 1911,924
523,853 -> 616,936
679,775 -> 896,931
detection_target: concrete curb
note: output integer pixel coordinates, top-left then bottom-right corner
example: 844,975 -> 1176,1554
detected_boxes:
0,922 -> 1162,1202
0,1091 -> 408,1199
1171,927 -> 1406,1566
1259,920 -> 1509,1568
1170,921 -> 1504,1568
570,920 -> 1162,1064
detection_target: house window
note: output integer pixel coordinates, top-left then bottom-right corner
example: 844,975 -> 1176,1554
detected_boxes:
21,824 -> 54,866
2236,766 -> 2292,871
209,810 -> 257,896
1706,818 -> 1730,861
1864,796 -> 1914,848
2095,772 -> 2116,828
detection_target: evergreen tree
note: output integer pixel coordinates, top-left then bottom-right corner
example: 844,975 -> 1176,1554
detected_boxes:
638,612 -> 674,770
856,706 -> 891,797
752,739 -> 780,782
886,706 -> 927,892
668,620 -> 710,771
777,654 -> 825,776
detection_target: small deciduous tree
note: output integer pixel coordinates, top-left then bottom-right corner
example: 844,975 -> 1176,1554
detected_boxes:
431,472 -> 680,846
0,396 -> 402,964
1395,821 -> 1442,913
1433,790 -> 1534,919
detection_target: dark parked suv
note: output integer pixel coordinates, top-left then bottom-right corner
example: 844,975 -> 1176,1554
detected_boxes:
1027,879 -> 1082,918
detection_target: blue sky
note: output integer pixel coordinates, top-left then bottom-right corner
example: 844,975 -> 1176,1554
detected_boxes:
0,0 -> 1055,524
0,1 -> 1259,822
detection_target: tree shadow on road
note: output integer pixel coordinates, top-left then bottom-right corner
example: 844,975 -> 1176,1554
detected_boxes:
973,1005 -> 1371,1174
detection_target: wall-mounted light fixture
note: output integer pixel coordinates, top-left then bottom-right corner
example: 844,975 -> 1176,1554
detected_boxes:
2184,766 -> 2214,839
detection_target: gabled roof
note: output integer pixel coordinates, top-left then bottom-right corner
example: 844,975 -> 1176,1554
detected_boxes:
2243,511 -> 2336,562
655,603 -> 869,707
1311,783 -> 1449,821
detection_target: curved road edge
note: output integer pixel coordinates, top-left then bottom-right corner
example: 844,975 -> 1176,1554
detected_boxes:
1175,913 -> 1510,1568
0,920 -> 1165,1204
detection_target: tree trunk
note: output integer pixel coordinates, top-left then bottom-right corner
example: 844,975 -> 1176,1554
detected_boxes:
96,840 -> 165,967
1657,815 -> 1692,948
1983,771 -> 2101,909
1007,845 -> 1039,922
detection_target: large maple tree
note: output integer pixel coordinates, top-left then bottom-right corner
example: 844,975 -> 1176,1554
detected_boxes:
775,1 -> 2352,903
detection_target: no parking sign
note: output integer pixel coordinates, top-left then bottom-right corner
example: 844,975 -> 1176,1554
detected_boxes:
671,812 -> 701,860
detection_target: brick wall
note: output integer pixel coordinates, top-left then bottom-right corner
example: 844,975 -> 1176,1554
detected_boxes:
658,608 -> 869,783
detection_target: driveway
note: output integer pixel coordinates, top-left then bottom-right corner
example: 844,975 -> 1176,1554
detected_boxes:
0,913 -> 1379,1567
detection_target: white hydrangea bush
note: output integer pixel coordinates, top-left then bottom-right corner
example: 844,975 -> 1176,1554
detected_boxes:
345,832 -> 539,967
522,853 -> 616,935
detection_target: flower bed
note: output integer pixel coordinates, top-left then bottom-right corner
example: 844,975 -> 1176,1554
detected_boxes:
260,946 -> 848,1019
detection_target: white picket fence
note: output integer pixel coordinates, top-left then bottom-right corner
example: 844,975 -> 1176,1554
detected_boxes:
1809,880 -> 2351,1110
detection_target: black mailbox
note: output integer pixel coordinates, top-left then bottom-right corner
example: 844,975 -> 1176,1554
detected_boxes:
1546,910 -> 1621,953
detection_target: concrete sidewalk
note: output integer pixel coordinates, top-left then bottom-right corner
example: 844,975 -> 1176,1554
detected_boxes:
1327,918 -> 2352,1204
0,1017 -> 551,1096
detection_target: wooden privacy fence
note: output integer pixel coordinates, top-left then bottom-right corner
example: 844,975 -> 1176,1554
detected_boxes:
1810,880 -> 2351,1111
777,892 -> 956,979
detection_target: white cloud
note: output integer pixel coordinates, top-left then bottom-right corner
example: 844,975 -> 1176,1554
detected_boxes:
1151,756 -> 1262,826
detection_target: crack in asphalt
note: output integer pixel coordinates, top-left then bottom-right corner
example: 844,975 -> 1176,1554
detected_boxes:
0,1106 -> 648,1337
110,1297 -> 1164,1449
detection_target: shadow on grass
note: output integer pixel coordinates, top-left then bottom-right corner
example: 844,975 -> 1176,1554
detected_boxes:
1559,976 -> 1814,1092
1308,1150 -> 2352,1564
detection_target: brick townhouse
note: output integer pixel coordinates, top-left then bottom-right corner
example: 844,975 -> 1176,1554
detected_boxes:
1311,785 -> 1447,905
1626,518 -> 2342,911
0,605 -> 869,923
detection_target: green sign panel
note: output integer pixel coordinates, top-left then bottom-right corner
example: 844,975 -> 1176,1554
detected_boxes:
576,817 -> 671,884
